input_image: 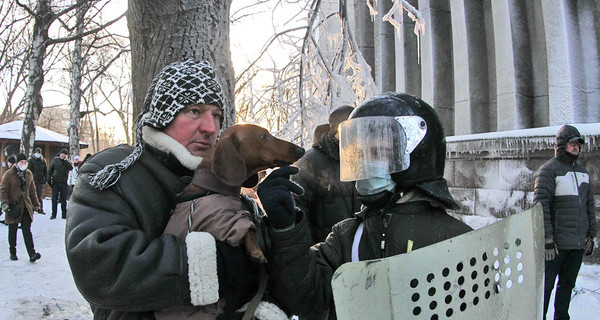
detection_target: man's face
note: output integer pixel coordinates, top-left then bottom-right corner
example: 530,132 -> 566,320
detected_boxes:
60,153 -> 67,160
163,104 -> 222,157
565,141 -> 581,156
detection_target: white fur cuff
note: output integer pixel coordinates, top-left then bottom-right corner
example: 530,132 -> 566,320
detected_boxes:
254,301 -> 289,320
186,232 -> 219,306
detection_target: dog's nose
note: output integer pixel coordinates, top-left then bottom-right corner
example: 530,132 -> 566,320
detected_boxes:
295,146 -> 305,158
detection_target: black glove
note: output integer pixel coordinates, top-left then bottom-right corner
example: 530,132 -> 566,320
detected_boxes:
545,239 -> 558,261
585,237 -> 594,256
257,166 -> 304,229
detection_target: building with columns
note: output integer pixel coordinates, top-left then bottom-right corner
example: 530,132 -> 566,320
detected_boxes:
319,1 -> 599,252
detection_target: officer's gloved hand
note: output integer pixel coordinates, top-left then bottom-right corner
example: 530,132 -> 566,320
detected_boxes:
585,237 -> 594,256
257,166 -> 304,229
1,203 -> 8,212
545,238 -> 558,261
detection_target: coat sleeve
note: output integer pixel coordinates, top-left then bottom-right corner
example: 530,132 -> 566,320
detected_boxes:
586,182 -> 597,237
533,164 -> 555,239
267,212 -> 346,316
291,158 -> 318,242
28,173 -> 39,207
65,161 -> 218,312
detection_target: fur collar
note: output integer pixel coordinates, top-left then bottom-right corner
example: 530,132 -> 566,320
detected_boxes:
142,126 -> 203,171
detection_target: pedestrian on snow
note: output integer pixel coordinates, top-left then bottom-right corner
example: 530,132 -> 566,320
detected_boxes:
6,154 -> 16,170
0,153 -> 42,262
27,147 -> 47,214
534,124 -> 597,320
256,93 -> 473,319
65,60 -> 266,319
67,155 -> 80,198
47,149 -> 72,219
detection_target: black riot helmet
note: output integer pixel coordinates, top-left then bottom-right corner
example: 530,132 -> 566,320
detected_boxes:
340,92 -> 446,187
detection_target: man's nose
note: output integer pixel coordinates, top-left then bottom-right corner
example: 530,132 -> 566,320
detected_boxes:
200,112 -> 219,134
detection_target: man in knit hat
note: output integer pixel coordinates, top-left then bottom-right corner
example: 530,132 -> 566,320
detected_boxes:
534,124 -> 597,320
65,60 -> 260,319
47,148 -> 72,219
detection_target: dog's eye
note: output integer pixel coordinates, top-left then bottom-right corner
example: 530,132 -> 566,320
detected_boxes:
261,133 -> 271,140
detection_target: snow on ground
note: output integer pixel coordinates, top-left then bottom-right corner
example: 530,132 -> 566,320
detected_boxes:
1,199 -> 599,319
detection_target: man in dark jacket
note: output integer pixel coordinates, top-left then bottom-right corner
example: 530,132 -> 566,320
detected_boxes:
47,148 -> 72,219
257,93 -> 473,319
292,105 -> 360,245
65,60 -> 263,320
28,147 -> 47,214
534,124 -> 597,320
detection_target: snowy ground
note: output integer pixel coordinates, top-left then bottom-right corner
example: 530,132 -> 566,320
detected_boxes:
1,199 -> 599,319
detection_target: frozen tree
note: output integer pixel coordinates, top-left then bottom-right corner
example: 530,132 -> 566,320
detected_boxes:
15,0 -> 124,156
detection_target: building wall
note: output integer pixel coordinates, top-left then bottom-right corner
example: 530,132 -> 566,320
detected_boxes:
347,0 -> 600,133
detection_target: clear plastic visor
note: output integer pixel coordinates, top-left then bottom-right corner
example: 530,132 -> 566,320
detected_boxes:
339,116 -> 426,181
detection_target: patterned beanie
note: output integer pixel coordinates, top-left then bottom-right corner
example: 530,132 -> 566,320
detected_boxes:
89,59 -> 225,190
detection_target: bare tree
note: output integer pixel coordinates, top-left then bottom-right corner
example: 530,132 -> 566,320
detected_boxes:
127,0 -> 235,127
15,0 -> 125,156
0,1 -> 31,123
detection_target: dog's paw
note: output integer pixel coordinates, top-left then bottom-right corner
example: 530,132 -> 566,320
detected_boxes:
248,249 -> 268,264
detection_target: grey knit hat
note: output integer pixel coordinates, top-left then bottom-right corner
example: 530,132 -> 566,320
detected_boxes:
89,59 -> 225,190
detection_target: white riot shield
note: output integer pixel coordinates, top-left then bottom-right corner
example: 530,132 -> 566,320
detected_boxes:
331,204 -> 544,320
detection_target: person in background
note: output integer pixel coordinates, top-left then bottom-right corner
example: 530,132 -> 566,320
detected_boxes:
65,60 -> 263,319
47,149 -> 72,219
6,155 -> 16,170
28,147 -> 47,214
257,93 -> 473,319
67,155 -> 80,198
534,124 -> 597,320
292,106 -> 360,245
0,153 -> 42,262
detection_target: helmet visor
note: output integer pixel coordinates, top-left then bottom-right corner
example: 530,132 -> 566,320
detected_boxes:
339,116 -> 426,181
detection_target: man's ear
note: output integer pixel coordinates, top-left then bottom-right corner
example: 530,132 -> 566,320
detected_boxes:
211,138 -> 247,186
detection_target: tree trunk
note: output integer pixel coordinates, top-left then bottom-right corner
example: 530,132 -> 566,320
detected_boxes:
20,0 -> 54,156
68,3 -> 90,159
127,0 -> 235,130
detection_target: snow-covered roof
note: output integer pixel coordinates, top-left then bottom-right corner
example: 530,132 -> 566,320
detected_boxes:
0,121 -> 88,146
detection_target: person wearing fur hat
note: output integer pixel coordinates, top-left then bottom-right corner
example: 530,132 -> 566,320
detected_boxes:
65,60 -> 281,319
28,147 -> 47,214
0,153 -> 42,261
534,124 -> 597,320
47,148 -> 72,219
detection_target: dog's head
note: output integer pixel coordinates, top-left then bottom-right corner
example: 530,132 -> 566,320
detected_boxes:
204,124 -> 305,188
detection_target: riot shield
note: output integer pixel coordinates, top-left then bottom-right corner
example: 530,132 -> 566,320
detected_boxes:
331,204 -> 544,320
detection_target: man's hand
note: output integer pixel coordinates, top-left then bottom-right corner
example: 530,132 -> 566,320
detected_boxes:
1,203 -> 8,212
585,237 -> 594,256
257,166 -> 304,229
545,238 -> 558,261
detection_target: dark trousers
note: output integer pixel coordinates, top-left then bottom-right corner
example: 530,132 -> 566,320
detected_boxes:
543,249 -> 584,320
51,182 -> 69,218
34,182 -> 44,211
8,211 -> 35,256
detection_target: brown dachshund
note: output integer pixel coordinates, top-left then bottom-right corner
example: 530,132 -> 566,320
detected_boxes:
181,123 -> 305,262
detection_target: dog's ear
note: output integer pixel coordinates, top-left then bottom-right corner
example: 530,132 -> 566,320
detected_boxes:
211,137 -> 248,186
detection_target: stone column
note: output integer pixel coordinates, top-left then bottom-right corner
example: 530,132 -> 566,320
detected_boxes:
492,0 -> 534,131
450,0 -> 490,134
418,0 -> 454,135
540,0 -> 583,124
374,0 -> 396,93
353,0 -> 375,80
